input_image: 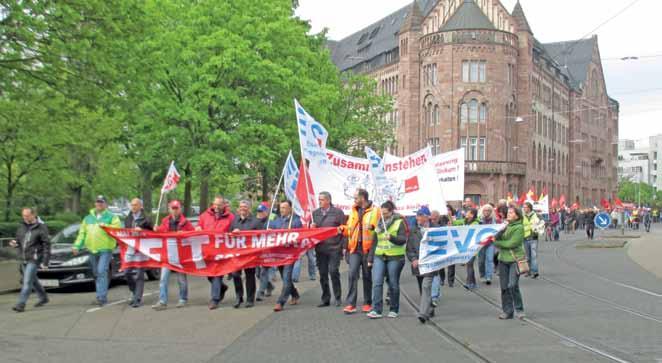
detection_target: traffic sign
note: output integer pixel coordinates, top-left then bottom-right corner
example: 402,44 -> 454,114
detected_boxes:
594,212 -> 612,230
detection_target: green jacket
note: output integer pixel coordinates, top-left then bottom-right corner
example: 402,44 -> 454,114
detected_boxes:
74,209 -> 121,253
494,220 -> 525,263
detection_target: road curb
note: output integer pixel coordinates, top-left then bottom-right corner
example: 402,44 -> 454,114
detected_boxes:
626,230 -> 662,279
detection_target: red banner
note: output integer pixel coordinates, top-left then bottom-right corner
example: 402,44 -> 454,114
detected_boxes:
102,227 -> 338,277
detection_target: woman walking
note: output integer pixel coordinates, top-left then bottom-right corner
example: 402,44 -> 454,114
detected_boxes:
494,207 -> 526,320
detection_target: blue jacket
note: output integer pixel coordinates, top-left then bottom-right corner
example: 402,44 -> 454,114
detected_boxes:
269,214 -> 302,230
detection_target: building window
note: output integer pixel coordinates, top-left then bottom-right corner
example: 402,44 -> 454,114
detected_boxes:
460,103 -> 468,123
479,103 -> 487,123
461,137 -> 486,161
429,138 -> 440,155
462,60 -> 486,83
432,105 -> 440,125
423,64 -> 437,86
460,99 -> 486,123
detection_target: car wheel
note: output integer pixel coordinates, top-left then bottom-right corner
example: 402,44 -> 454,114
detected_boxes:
145,269 -> 161,281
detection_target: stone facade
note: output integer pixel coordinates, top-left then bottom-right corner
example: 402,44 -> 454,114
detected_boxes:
330,0 -> 619,206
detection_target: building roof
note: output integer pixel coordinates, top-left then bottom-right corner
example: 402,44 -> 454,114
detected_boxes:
329,0 -> 435,71
542,37 -> 597,87
400,1 -> 423,33
511,1 -> 532,34
440,0 -> 495,31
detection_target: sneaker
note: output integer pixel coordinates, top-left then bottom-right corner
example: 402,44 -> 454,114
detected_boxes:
343,305 -> 357,314
532,273 -> 539,279
273,303 -> 283,312
498,313 -> 513,320
366,311 -> 382,319
245,301 -> 254,308
485,279 -> 492,285
91,299 -> 106,307
12,304 -> 25,313
431,300 -> 438,308
233,298 -> 243,309
130,301 -> 143,308
34,298 -> 49,308
516,311 -> 526,320
208,301 -> 219,310
361,304 -> 372,313
256,293 -> 264,302
387,311 -> 399,318
176,300 -> 187,308
418,315 -> 428,324
152,302 -> 167,311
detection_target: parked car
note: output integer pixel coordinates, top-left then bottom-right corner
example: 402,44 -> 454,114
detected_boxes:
36,223 -> 160,289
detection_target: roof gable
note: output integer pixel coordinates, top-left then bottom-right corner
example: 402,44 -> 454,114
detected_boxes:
542,37 -> 597,86
440,0 -> 495,32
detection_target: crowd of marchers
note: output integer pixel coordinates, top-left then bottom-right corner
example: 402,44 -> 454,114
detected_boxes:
9,190 -> 630,322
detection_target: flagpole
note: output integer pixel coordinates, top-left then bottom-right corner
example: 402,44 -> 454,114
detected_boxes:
296,101 -> 314,228
155,192 -> 165,228
266,157 -> 287,230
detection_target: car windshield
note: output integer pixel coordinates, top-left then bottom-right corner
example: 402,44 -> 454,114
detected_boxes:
51,224 -> 80,245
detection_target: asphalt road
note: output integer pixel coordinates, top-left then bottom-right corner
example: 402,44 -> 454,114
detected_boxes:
1,225 -> 660,363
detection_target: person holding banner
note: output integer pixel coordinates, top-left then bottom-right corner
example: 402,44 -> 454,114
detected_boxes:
522,202 -> 541,279
272,201 -> 303,312
73,196 -> 122,307
341,189 -> 380,315
123,198 -> 154,308
152,200 -> 194,311
229,200 -> 260,309
477,204 -> 496,285
458,209 -> 479,290
197,196 -> 235,310
311,192 -> 345,308
494,207 -> 526,320
439,205 -> 457,288
366,201 -> 407,319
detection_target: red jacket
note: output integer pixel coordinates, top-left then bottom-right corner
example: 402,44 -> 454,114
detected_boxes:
156,214 -> 195,232
198,206 -> 234,232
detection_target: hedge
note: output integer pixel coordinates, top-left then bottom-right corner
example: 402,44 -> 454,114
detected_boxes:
0,220 -> 71,239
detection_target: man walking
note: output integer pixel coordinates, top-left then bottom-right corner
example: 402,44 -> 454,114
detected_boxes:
73,196 -> 122,306
522,202 -> 541,278
230,200 -> 260,308
197,196 -> 234,310
311,192 -> 345,307
10,208 -> 50,312
272,201 -> 303,312
152,200 -> 194,310
256,203 -> 276,301
123,198 -> 153,307
341,189 -> 380,315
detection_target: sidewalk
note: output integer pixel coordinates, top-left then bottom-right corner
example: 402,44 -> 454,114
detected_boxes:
627,229 -> 662,279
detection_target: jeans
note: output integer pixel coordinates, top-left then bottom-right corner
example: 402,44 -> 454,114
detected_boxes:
159,268 -> 188,304
465,256 -> 477,288
18,262 -> 47,306
418,273 -> 435,319
524,238 -> 539,274
292,249 -> 317,281
345,252 -> 372,307
257,267 -> 276,296
232,268 -> 256,303
477,244 -> 495,281
316,249 -> 342,304
431,274 -> 442,300
208,276 -> 226,304
125,268 -> 144,304
89,252 -> 112,303
277,264 -> 299,305
371,255 -> 405,314
498,262 -> 524,317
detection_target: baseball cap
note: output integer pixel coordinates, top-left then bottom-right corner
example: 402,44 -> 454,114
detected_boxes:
95,195 -> 107,204
416,206 -> 431,217
257,204 -> 268,213
169,200 -> 181,209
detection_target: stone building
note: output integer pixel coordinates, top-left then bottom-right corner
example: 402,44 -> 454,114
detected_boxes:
329,0 -> 619,206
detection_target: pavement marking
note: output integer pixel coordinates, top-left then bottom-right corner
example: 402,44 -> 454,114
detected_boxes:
86,291 -> 156,313
555,240 -> 662,298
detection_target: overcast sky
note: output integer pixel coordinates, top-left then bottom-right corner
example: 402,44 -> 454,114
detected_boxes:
296,0 -> 662,144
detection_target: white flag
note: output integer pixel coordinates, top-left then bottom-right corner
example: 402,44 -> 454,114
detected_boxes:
283,151 -> 305,217
365,146 -> 399,206
161,161 -> 181,194
295,99 -> 328,161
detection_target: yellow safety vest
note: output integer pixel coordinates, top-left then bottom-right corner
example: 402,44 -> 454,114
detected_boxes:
375,219 -> 405,257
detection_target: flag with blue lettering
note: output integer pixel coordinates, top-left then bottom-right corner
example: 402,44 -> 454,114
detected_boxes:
418,224 -> 505,274
283,151 -> 305,218
295,99 -> 328,161
365,146 -> 399,206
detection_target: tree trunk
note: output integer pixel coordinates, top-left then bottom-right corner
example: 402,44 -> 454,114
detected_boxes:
71,186 -> 82,215
140,168 -> 153,215
199,168 -> 210,212
184,163 -> 192,216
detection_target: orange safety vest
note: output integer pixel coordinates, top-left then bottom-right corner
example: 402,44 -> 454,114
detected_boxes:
345,203 -> 381,254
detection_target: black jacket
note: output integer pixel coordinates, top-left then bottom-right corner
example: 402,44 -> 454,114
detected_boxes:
15,220 -> 51,265
124,210 -> 154,230
312,205 -> 346,254
230,214 -> 261,231
406,222 -> 439,276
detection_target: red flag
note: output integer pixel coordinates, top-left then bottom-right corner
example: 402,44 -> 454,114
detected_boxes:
161,161 -> 180,193
559,194 -> 567,208
571,202 -> 580,210
614,197 -> 624,207
517,193 -> 527,206
295,159 -> 316,224
551,198 -> 559,209
526,186 -> 538,202
600,198 -> 611,210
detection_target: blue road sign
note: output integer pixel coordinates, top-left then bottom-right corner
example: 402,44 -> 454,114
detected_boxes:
594,212 -> 612,230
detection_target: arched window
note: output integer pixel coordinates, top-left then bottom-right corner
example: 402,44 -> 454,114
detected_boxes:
460,103 -> 468,123
423,104 -> 429,125
428,102 -> 433,125
433,105 -> 440,125
469,99 -> 478,123
479,103 -> 487,123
